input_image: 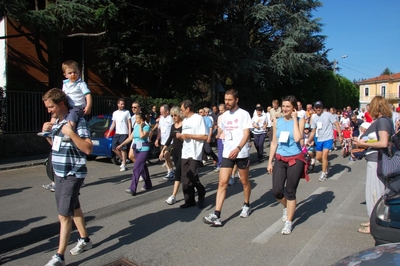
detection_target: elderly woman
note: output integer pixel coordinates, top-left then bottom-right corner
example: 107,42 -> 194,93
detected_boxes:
118,113 -> 152,196
160,106 -> 184,205
353,96 -> 393,234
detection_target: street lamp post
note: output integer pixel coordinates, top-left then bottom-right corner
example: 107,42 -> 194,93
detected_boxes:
333,55 -> 348,74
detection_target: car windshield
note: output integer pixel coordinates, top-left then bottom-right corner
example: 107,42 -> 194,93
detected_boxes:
88,117 -> 110,133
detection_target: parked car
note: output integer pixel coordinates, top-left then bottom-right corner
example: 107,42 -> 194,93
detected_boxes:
87,115 -> 160,165
370,175 -> 400,245
87,115 -> 122,165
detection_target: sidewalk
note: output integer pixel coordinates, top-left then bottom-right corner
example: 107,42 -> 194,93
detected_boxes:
0,153 -> 48,171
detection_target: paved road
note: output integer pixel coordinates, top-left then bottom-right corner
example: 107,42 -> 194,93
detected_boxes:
0,147 -> 375,266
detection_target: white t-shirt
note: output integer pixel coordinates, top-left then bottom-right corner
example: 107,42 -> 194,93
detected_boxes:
112,109 -> 131,134
297,109 -> 306,120
266,112 -> 272,128
62,79 -> 90,107
340,117 -> 350,128
251,113 -> 267,134
158,115 -> 173,145
219,108 -> 252,158
181,113 -> 207,160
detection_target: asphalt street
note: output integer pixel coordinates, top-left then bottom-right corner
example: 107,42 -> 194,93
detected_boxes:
0,146 -> 375,266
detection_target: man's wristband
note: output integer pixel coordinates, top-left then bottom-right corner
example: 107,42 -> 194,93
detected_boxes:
237,146 -> 242,151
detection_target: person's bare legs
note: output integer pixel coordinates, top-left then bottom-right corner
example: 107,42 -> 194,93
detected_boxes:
57,215 -> 72,255
73,208 -> 89,239
215,167 -> 231,211
171,181 -> 180,197
238,167 -> 251,204
164,151 -> 174,172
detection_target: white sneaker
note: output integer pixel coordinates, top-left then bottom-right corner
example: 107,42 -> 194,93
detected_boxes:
282,208 -> 288,222
120,164 -> 125,168
203,213 -> 222,226
165,195 -> 176,205
120,166 -> 127,172
45,254 -> 65,266
139,176 -> 144,182
281,221 -> 293,235
239,205 -> 251,218
228,176 -> 235,186
319,172 -> 327,182
70,238 -> 93,255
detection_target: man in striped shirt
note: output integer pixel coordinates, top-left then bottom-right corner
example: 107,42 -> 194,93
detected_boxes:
41,88 -> 93,266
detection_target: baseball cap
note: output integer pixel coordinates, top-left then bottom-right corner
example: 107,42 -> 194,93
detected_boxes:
314,101 -> 323,107
396,107 -> 400,112
304,123 -> 310,129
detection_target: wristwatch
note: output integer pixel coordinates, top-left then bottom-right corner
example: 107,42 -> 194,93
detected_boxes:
237,146 -> 242,151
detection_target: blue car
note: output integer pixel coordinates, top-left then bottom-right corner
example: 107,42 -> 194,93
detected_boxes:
87,114 -> 123,165
87,115 -> 160,165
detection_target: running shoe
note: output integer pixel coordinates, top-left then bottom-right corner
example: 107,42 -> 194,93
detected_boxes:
281,221 -> 293,235
120,166 -> 127,172
45,254 -> 65,266
239,205 -> 251,218
42,183 -> 55,191
228,176 -> 235,186
214,167 -> 220,173
70,238 -> 93,255
319,172 -> 327,182
203,213 -> 222,226
165,195 -> 176,205
163,171 -> 174,181
37,131 -> 52,137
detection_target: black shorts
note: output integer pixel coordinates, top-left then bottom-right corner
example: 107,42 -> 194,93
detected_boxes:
55,175 -> 84,217
220,157 -> 250,169
112,134 -> 128,150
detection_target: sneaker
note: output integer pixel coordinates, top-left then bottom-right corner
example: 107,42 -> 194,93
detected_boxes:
37,131 -> 51,137
239,205 -> 251,218
319,172 -> 327,182
120,164 -> 125,168
281,221 -> 293,235
214,167 -> 220,173
120,166 -> 127,172
50,186 -> 55,192
70,238 -> 93,255
163,171 -> 174,180
165,195 -> 176,205
42,183 -> 55,190
139,176 -> 144,182
282,208 -> 288,222
228,176 -> 235,186
202,160 -> 207,165
203,213 -> 222,226
45,254 -> 65,266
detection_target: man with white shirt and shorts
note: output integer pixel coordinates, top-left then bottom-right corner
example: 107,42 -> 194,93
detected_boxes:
106,98 -> 131,171
203,89 -> 253,226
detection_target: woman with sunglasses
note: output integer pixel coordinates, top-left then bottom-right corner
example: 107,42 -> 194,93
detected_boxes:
160,106 -> 184,205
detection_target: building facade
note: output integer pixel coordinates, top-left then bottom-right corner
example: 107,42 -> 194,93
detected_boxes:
358,73 -> 400,109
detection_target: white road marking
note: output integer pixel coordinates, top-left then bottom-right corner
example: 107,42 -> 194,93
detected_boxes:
252,187 -> 327,244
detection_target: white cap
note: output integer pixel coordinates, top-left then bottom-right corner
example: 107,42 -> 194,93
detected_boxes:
360,122 -> 371,129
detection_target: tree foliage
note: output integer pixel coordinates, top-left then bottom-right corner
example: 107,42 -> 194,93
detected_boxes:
381,67 -> 393,76
0,0 -> 360,108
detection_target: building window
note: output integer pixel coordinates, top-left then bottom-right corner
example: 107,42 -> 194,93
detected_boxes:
381,86 -> 386,97
365,87 -> 369,96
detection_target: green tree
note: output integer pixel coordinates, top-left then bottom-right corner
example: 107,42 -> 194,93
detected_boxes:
381,67 -> 393,76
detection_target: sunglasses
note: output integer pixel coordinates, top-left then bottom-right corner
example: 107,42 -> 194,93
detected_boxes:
132,106 -> 138,109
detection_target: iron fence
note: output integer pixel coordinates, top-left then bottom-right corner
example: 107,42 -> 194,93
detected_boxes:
1,90 -> 132,133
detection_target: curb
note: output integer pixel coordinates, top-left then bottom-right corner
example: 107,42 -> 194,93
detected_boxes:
0,161 -> 45,171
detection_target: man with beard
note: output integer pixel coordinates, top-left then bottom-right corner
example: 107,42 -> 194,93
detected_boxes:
203,89 -> 252,226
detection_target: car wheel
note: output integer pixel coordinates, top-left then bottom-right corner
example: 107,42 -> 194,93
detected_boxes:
87,155 -> 97,161
111,153 -> 122,165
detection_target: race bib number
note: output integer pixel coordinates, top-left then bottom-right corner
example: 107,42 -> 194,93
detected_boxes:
278,131 -> 290,143
317,122 -> 322,130
52,136 -> 62,151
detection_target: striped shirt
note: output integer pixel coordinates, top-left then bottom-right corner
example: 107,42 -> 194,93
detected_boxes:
51,117 -> 90,178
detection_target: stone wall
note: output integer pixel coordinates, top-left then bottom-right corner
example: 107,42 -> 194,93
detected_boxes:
0,133 -> 51,159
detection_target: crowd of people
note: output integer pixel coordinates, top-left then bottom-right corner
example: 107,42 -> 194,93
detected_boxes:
38,59 -> 400,266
